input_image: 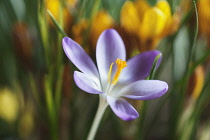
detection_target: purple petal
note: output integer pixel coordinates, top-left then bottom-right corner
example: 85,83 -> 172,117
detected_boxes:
96,29 -> 126,89
62,37 -> 99,79
74,71 -> 104,94
107,96 -> 139,121
119,50 -> 162,84
121,80 -> 168,100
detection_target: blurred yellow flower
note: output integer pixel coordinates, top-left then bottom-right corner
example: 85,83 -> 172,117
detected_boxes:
120,1 -> 140,34
187,65 -> 205,100
46,0 -> 74,30
19,104 -> 34,139
139,7 -> 166,39
120,0 -> 180,52
72,10 -> 114,51
198,0 -> 210,47
89,10 -> 114,47
72,19 -> 89,44
46,0 -> 60,21
135,0 -> 150,21
0,88 -> 19,122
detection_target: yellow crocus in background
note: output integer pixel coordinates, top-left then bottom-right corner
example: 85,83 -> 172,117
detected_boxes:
46,0 -> 60,21
0,88 -> 19,123
139,7 -> 166,39
198,0 -> 210,48
46,0 -> 74,31
120,0 -> 180,52
89,10 -> 114,47
187,65 -> 205,100
72,10 -> 114,52
120,1 -> 141,34
72,19 -> 89,44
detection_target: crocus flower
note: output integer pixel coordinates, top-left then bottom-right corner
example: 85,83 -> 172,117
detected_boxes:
0,88 -> 19,122
187,65 -> 204,100
62,29 -> 168,121
120,0 -> 180,52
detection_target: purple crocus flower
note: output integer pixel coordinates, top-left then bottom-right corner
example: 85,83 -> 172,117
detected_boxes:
62,29 -> 168,121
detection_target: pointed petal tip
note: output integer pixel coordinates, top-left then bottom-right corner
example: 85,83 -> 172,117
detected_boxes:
62,36 -> 69,41
102,28 -> 117,34
150,81 -> 168,99
98,29 -> 123,46
122,113 -> 139,121
153,49 -> 161,54
62,37 -> 99,78
147,50 -> 162,61
121,80 -> 169,100
154,49 -> 162,57
62,37 -> 75,53
148,50 -> 163,68
107,96 -> 139,121
62,37 -> 71,46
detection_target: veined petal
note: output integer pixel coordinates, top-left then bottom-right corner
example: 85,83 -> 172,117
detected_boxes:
121,80 -> 168,100
62,37 -> 99,79
96,29 -> 126,89
107,96 -> 139,121
119,50 -> 162,84
74,71 -> 104,94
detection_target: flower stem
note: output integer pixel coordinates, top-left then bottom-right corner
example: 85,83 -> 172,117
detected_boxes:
87,96 -> 108,140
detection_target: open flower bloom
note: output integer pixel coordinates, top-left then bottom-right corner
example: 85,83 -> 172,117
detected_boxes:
62,29 -> 168,120
120,0 -> 180,52
187,65 -> 204,100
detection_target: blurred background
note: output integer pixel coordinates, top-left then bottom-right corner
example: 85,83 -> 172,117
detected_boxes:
0,0 -> 210,139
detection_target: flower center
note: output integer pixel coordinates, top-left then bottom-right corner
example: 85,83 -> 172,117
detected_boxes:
105,58 -> 127,95
112,58 -> 127,85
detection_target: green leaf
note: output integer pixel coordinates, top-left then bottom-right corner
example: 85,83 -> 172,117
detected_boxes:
148,54 -> 162,80
47,10 -> 67,37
